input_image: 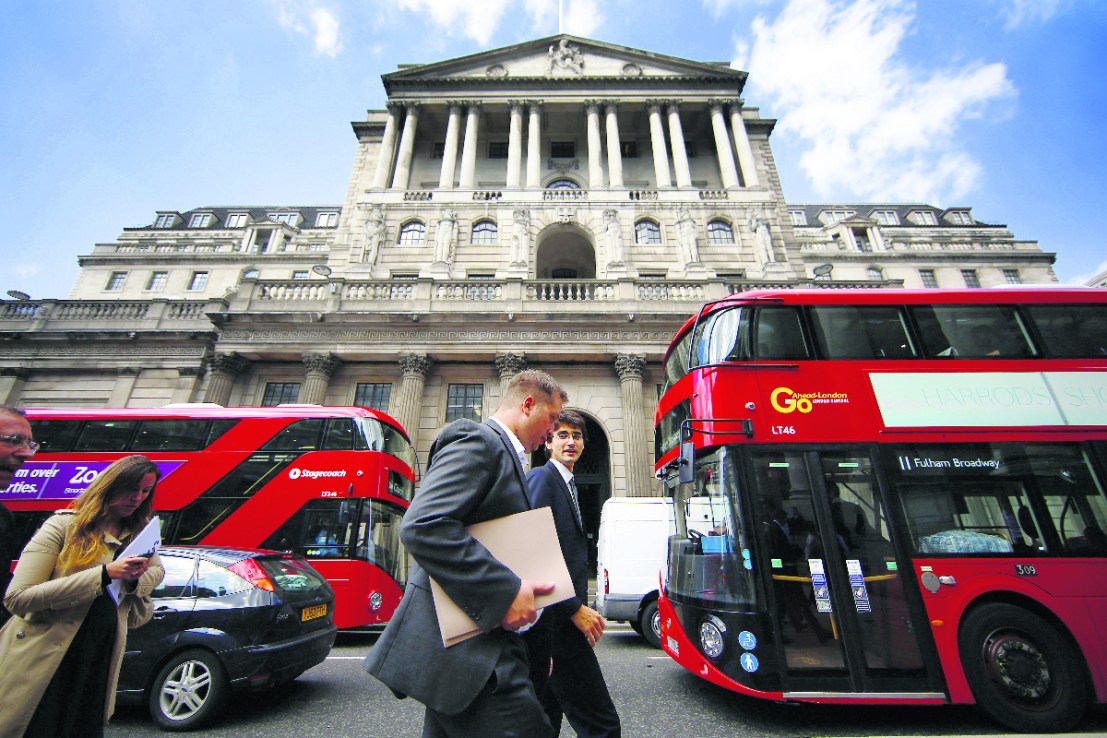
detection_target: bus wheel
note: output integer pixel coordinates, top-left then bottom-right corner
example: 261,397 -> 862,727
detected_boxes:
640,600 -> 661,648
959,603 -> 1088,733
149,648 -> 228,731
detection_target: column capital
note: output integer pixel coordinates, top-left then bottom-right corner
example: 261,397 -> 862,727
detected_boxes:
403,101 -> 422,114
303,352 -> 341,378
386,101 -> 405,114
445,100 -> 467,112
614,353 -> 646,380
604,100 -> 620,113
525,100 -> 544,112
495,353 -> 528,380
665,100 -> 682,113
645,99 -> 666,113
465,101 -> 483,113
209,352 -> 250,377
399,353 -> 432,378
584,99 -> 604,113
707,98 -> 729,111
508,100 -> 526,112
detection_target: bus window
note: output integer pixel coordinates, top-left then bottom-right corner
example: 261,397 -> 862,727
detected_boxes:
663,329 -> 694,391
1022,444 -> 1107,555
809,306 -> 916,359
911,305 -> 1034,358
73,420 -> 137,451
263,499 -> 357,557
132,419 -> 211,452
362,500 -> 408,586
27,420 -> 81,452
754,307 -> 809,360
387,469 -> 414,502
262,418 -> 323,451
1024,304 -> 1107,358
322,418 -> 359,450
694,306 -> 749,365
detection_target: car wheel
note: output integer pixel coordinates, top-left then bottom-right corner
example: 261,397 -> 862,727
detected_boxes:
958,603 -> 1089,733
640,599 -> 661,648
149,648 -> 229,731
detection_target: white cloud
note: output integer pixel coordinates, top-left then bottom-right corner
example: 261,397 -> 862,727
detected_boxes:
14,265 -> 40,280
275,2 -> 343,57
704,0 -> 774,18
389,0 -> 557,45
994,0 -> 1067,30
564,0 -> 604,37
1070,259 -> 1107,286
741,0 -> 1015,203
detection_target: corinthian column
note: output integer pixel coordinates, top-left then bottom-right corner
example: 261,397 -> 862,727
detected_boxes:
729,101 -> 760,188
526,102 -> 542,188
615,353 -> 651,497
585,101 -> 604,189
605,101 -> 623,188
458,103 -> 482,189
439,102 -> 463,189
507,101 -> 524,188
372,102 -> 402,189
709,100 -> 740,189
667,102 -> 692,188
391,103 -> 421,190
203,352 -> 250,405
646,100 -> 672,188
301,353 -> 341,405
393,353 -> 432,441
495,353 -> 528,398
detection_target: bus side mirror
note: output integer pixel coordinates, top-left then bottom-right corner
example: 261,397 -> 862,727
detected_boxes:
679,441 -> 695,484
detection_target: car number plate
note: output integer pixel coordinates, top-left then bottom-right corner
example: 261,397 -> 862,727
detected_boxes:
301,604 -> 327,622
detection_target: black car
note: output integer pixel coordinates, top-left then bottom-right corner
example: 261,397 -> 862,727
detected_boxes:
117,546 -> 337,730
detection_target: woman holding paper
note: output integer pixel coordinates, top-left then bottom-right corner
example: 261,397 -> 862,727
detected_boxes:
0,454 -> 164,737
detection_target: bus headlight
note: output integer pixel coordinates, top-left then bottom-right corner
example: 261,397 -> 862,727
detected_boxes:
699,615 -> 727,659
369,591 -> 383,611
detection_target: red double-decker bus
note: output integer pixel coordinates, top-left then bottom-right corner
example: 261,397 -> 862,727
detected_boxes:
3,404 -> 416,629
654,287 -> 1107,732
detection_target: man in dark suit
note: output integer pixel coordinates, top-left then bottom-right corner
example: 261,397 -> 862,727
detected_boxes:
365,370 -> 567,738
524,410 -> 621,737
0,405 -> 37,626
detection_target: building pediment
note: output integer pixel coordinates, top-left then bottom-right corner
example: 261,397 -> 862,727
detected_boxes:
383,34 -> 747,90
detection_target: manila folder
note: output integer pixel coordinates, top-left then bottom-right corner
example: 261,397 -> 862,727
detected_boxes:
429,506 -> 573,648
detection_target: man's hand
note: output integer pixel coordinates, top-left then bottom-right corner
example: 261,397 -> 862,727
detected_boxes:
501,579 -> 555,631
571,605 -> 606,647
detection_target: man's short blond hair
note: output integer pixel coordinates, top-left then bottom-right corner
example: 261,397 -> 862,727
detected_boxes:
503,369 -> 568,406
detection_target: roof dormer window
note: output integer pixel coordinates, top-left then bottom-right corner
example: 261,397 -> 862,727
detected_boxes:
226,213 -> 249,228
820,209 -> 855,226
189,213 -> 212,228
269,211 -> 301,227
315,211 -> 339,227
873,210 -> 899,225
789,209 -> 807,226
946,211 -> 973,225
153,214 -> 177,229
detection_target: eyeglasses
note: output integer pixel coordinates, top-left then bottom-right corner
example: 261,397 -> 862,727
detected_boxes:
553,431 -> 584,441
0,434 -> 39,455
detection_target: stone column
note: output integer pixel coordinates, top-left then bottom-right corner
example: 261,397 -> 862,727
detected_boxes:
458,103 -> 482,189
709,100 -> 740,189
526,102 -> 542,188
615,354 -> 651,497
0,368 -> 29,405
390,103 -> 421,190
301,353 -> 341,405
203,352 -> 250,405
667,102 -> 692,188
507,101 -> 524,188
604,101 -> 623,188
495,353 -> 528,399
372,102 -> 402,190
438,102 -> 463,189
585,101 -> 604,189
170,366 -> 205,404
108,367 -> 141,407
646,100 -> 672,189
393,353 -> 431,442
729,101 -> 760,188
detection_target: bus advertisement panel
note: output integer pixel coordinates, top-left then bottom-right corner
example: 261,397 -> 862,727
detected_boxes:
654,288 -> 1107,733
3,404 -> 416,630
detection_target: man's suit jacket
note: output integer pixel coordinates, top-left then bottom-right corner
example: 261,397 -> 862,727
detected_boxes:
364,418 -> 532,715
527,461 -> 588,618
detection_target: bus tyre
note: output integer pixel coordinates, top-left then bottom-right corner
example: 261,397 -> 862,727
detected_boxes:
959,603 -> 1089,733
640,599 -> 662,648
149,648 -> 228,731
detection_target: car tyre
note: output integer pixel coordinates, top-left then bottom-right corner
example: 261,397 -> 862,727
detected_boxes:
149,648 -> 228,731
958,603 -> 1089,733
640,599 -> 661,648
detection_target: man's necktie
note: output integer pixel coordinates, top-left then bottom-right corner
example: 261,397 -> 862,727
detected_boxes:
568,478 -> 583,528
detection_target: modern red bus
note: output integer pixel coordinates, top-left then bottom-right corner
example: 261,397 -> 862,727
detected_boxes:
653,287 -> 1107,732
3,404 -> 416,630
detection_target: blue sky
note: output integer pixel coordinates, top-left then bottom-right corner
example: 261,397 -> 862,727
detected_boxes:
2,0 -> 1105,299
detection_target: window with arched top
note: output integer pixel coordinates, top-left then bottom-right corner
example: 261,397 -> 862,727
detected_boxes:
471,220 -> 498,245
634,220 -> 661,245
707,220 -> 734,244
546,178 -> 581,190
398,221 -> 426,245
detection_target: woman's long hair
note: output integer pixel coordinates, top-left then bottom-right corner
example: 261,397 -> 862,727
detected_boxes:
57,455 -> 160,572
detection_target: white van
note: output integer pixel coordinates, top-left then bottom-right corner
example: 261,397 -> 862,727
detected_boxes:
595,498 -> 674,647
595,496 -> 732,647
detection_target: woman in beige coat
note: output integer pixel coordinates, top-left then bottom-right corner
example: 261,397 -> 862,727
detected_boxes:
0,454 -> 165,738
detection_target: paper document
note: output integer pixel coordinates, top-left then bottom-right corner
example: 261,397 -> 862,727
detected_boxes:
430,506 -> 573,647
108,515 -> 161,604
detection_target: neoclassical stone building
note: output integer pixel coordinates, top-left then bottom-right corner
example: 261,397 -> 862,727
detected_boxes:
0,35 -> 1058,544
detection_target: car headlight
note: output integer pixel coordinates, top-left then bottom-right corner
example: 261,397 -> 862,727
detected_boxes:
699,615 -> 727,659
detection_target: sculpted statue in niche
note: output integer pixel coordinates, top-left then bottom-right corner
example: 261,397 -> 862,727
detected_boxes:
748,207 -> 776,263
603,209 -> 623,265
363,204 -> 385,265
546,39 -> 584,75
510,209 -> 530,265
434,208 -> 458,264
676,206 -> 700,265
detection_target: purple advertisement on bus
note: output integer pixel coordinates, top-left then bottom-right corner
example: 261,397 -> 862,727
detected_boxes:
0,460 -> 186,502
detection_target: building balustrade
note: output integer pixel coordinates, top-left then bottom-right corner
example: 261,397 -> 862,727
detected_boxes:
628,190 -> 658,201
698,189 -> 729,200
542,189 -> 588,201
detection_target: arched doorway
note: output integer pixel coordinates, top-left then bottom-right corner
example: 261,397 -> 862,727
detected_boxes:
534,224 -> 597,279
529,413 -> 611,572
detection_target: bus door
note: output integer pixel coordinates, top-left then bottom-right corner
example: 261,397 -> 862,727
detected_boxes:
750,448 -> 937,695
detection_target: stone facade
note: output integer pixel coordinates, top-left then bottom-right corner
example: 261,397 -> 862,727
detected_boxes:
0,35 -> 1059,514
